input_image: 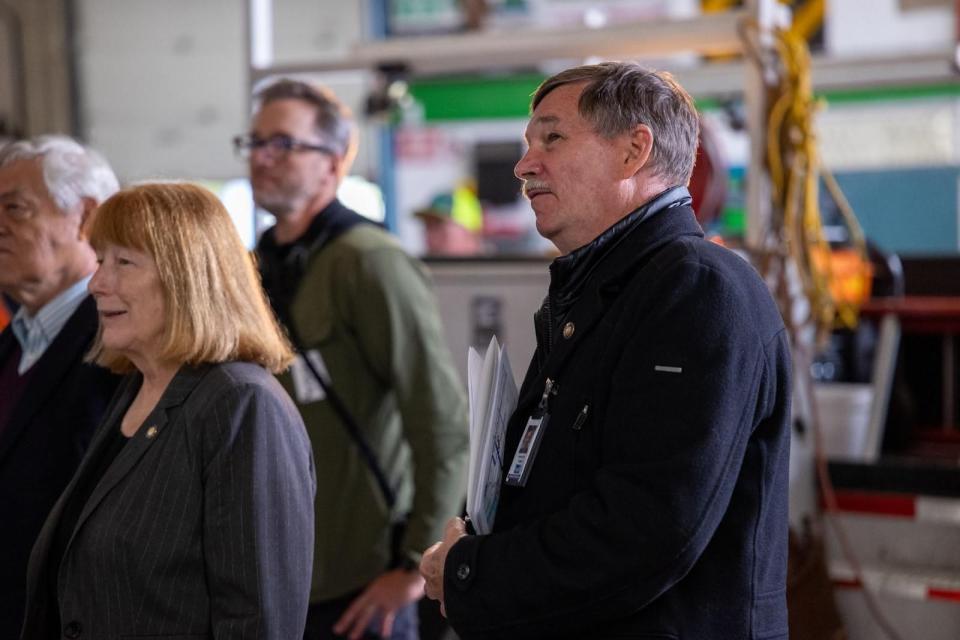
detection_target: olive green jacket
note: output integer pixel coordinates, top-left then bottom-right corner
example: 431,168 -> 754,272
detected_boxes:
277,224 -> 469,601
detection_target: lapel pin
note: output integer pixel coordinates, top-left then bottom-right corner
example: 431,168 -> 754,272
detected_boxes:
146,426 -> 158,439
562,322 -> 575,339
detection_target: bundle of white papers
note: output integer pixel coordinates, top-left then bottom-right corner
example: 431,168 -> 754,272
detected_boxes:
465,335 -> 518,535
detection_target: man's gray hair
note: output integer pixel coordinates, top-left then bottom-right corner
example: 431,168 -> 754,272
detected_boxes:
0,135 -> 119,212
254,79 -> 358,177
532,62 -> 700,185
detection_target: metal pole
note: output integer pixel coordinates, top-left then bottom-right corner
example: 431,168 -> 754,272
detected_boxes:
0,2 -> 27,136
743,0 -> 776,252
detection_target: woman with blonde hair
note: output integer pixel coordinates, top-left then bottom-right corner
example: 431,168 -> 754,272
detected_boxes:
21,182 -> 315,640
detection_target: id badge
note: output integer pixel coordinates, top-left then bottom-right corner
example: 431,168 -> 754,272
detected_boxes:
289,350 -> 330,404
505,412 -> 549,487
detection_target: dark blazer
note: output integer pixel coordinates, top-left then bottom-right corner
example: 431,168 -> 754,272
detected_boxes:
444,199 -> 792,639
0,295 -> 119,638
20,361 -> 316,640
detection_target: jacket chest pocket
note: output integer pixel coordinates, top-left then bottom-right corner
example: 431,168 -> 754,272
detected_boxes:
570,397 -> 599,491
542,387 -> 597,493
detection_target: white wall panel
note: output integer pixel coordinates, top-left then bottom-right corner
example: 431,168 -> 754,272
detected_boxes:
76,0 -> 365,182
77,0 -> 246,180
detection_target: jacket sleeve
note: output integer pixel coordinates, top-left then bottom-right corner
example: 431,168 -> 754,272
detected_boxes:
202,380 -> 316,639
345,245 -> 470,560
443,258 -> 781,639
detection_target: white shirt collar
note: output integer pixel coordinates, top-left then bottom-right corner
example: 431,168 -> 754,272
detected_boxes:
11,275 -> 92,374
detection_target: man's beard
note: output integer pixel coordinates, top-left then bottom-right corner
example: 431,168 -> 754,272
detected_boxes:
251,176 -> 306,217
253,190 -> 296,217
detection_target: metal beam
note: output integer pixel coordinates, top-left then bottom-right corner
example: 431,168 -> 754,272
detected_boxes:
665,48 -> 959,99
250,9 -> 749,82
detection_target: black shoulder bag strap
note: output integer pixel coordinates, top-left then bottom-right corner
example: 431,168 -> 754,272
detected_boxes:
264,216 -> 396,510
284,322 -> 396,510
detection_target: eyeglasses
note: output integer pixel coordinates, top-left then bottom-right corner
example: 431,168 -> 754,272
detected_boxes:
232,134 -> 337,159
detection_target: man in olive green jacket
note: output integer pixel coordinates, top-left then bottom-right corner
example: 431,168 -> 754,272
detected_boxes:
241,79 -> 469,640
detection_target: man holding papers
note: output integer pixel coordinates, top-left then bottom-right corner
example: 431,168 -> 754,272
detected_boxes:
421,62 -> 792,640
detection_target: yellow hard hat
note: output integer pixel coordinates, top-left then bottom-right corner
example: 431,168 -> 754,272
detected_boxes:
414,185 -> 483,233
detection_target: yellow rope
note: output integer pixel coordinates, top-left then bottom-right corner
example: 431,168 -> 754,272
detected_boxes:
789,0 -> 825,42
745,20 -> 870,345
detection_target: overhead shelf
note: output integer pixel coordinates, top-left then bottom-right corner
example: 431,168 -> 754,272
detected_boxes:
250,9 -> 750,81
249,3 -> 957,98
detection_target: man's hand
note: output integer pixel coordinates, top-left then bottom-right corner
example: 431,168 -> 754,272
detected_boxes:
333,568 -> 425,640
420,517 -> 468,617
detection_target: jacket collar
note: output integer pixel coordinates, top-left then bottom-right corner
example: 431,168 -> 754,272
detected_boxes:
257,198 -> 375,330
0,296 -> 100,466
533,186 -> 695,365
549,186 -> 693,306
587,188 -> 703,291
518,190 -> 703,412
257,197 -> 382,277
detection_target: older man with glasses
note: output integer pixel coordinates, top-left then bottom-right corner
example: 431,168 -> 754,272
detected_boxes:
236,79 -> 469,640
0,135 -> 122,638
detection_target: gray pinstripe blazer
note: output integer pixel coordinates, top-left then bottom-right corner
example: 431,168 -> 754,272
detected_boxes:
20,361 -> 316,640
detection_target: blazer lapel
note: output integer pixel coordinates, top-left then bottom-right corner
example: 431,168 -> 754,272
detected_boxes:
62,364 -> 210,557
0,296 -> 99,466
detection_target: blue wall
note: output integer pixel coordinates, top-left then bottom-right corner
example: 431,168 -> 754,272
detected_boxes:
833,166 -> 959,256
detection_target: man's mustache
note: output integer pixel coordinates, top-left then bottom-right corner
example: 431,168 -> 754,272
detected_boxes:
521,180 -> 551,199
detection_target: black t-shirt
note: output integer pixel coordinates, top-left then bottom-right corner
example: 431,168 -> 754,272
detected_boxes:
256,198 -> 375,334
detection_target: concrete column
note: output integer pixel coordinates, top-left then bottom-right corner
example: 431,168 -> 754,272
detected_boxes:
1,0 -> 74,137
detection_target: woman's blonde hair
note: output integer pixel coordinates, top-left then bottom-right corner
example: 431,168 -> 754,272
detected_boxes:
87,182 -> 294,373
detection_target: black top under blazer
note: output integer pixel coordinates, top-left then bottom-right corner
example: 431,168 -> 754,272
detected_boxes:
20,361 -> 316,640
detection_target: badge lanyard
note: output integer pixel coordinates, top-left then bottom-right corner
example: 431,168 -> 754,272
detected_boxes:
505,378 -> 556,487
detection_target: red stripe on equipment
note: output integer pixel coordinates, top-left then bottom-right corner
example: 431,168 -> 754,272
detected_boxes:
831,491 -> 916,517
833,578 -> 862,589
928,588 -> 960,603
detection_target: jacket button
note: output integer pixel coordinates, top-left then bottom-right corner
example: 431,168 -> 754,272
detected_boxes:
64,621 -> 82,638
562,322 -> 575,339
456,563 -> 471,581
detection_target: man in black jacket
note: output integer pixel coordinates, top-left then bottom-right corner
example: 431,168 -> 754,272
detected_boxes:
421,62 -> 792,640
0,136 -> 121,638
